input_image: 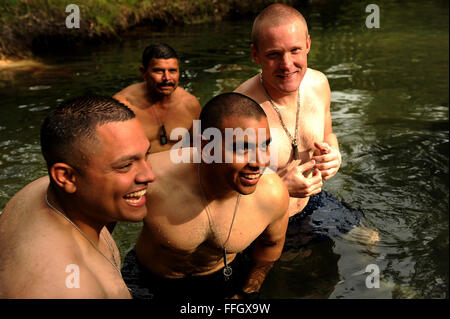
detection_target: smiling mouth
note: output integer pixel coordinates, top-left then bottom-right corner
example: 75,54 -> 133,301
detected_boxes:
123,188 -> 147,204
277,72 -> 298,78
239,172 -> 261,185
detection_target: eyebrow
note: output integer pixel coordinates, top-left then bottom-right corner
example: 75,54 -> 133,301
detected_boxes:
111,144 -> 151,166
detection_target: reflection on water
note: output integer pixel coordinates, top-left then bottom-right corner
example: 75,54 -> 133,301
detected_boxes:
0,0 -> 448,298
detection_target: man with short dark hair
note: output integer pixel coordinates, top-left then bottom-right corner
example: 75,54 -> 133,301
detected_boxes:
121,92 -> 290,300
114,43 -> 201,153
0,96 -> 155,298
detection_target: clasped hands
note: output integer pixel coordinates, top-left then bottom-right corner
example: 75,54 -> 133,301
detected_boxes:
279,142 -> 342,198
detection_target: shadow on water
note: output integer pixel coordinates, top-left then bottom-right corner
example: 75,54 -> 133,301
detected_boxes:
262,238 -> 340,299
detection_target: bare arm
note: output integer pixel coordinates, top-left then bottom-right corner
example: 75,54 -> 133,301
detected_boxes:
237,178 -> 290,298
313,74 -> 342,180
240,210 -> 289,297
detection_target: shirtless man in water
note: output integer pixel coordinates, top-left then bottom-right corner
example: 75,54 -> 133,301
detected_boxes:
114,42 -> 201,153
0,96 -> 155,298
121,92 -> 290,299
235,4 -> 342,217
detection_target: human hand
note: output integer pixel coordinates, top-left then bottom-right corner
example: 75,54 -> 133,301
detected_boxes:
312,142 -> 342,181
278,159 -> 323,198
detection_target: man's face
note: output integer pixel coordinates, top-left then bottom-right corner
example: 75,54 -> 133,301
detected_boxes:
215,115 -> 271,195
252,20 -> 310,95
141,58 -> 180,97
75,118 -> 155,223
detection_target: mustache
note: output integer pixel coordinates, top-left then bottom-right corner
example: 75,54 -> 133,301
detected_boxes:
158,82 -> 175,87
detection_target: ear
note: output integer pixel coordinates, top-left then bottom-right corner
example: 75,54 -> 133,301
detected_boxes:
50,163 -> 78,194
251,44 -> 261,64
139,65 -> 146,79
306,35 -> 311,54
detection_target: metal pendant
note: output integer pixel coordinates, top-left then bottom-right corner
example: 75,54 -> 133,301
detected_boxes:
160,125 -> 168,145
292,142 -> 300,160
222,247 -> 232,280
223,265 -> 233,280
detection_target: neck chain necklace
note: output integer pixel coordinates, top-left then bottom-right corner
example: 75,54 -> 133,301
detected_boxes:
197,165 -> 241,280
150,105 -> 169,145
260,73 -> 301,160
45,193 -> 122,276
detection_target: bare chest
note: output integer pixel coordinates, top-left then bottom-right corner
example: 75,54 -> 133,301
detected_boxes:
134,105 -> 194,145
146,201 -> 268,255
264,96 -> 325,169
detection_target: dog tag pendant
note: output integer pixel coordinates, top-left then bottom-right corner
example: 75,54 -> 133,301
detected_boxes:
292,141 -> 300,160
223,248 -> 232,280
160,125 -> 168,145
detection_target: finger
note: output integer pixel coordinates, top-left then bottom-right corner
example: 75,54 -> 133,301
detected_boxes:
308,186 -> 323,197
314,142 -> 331,154
305,175 -> 323,196
307,168 -> 322,185
286,159 -> 302,172
321,168 -> 338,180
314,160 -> 339,171
298,160 -> 316,173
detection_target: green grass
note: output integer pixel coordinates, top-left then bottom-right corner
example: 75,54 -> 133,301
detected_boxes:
0,0 -> 301,60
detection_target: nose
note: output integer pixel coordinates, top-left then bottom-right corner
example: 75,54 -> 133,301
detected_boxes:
280,53 -> 294,70
162,70 -> 170,81
137,160 -> 156,184
248,148 -> 270,169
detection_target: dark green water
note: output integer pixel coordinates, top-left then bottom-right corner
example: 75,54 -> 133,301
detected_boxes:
0,0 -> 448,298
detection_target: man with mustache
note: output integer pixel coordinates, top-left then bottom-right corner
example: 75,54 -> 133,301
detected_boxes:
114,43 -> 201,154
121,92 -> 290,300
0,96 -> 155,298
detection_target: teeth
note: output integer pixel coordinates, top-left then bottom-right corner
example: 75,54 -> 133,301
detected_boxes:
125,198 -> 142,204
124,189 -> 147,199
241,173 -> 260,180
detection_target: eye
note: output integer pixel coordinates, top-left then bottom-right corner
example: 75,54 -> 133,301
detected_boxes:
117,162 -> 132,171
266,52 -> 279,58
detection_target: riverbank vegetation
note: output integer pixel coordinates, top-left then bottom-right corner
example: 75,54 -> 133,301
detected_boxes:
0,0 -> 302,61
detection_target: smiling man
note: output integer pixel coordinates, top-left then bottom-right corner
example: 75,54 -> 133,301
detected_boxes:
121,92 -> 290,300
0,96 -> 155,298
235,4 -> 342,218
114,43 -> 201,153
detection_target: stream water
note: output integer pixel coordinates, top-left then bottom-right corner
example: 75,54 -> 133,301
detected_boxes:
0,0 -> 448,298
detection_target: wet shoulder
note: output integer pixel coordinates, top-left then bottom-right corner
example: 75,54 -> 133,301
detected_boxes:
255,171 -> 289,216
303,68 -> 330,95
175,87 -> 201,116
148,148 -> 197,191
0,176 -> 49,225
234,74 -> 263,101
113,82 -> 146,109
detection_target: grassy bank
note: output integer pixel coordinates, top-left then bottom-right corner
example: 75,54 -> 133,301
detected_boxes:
0,0 -> 303,61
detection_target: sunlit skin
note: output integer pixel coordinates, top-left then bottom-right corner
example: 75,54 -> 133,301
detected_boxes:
252,20 -> 310,101
113,58 -> 201,153
202,115 -> 272,197
236,13 -> 342,216
72,119 -> 155,226
0,118 -> 155,298
135,114 -> 289,298
141,58 -> 180,98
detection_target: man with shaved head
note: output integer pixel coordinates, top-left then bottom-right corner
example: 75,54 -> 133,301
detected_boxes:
236,4 -> 350,243
121,92 -> 290,300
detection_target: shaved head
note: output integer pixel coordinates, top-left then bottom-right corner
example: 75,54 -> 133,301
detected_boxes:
251,4 -> 308,49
